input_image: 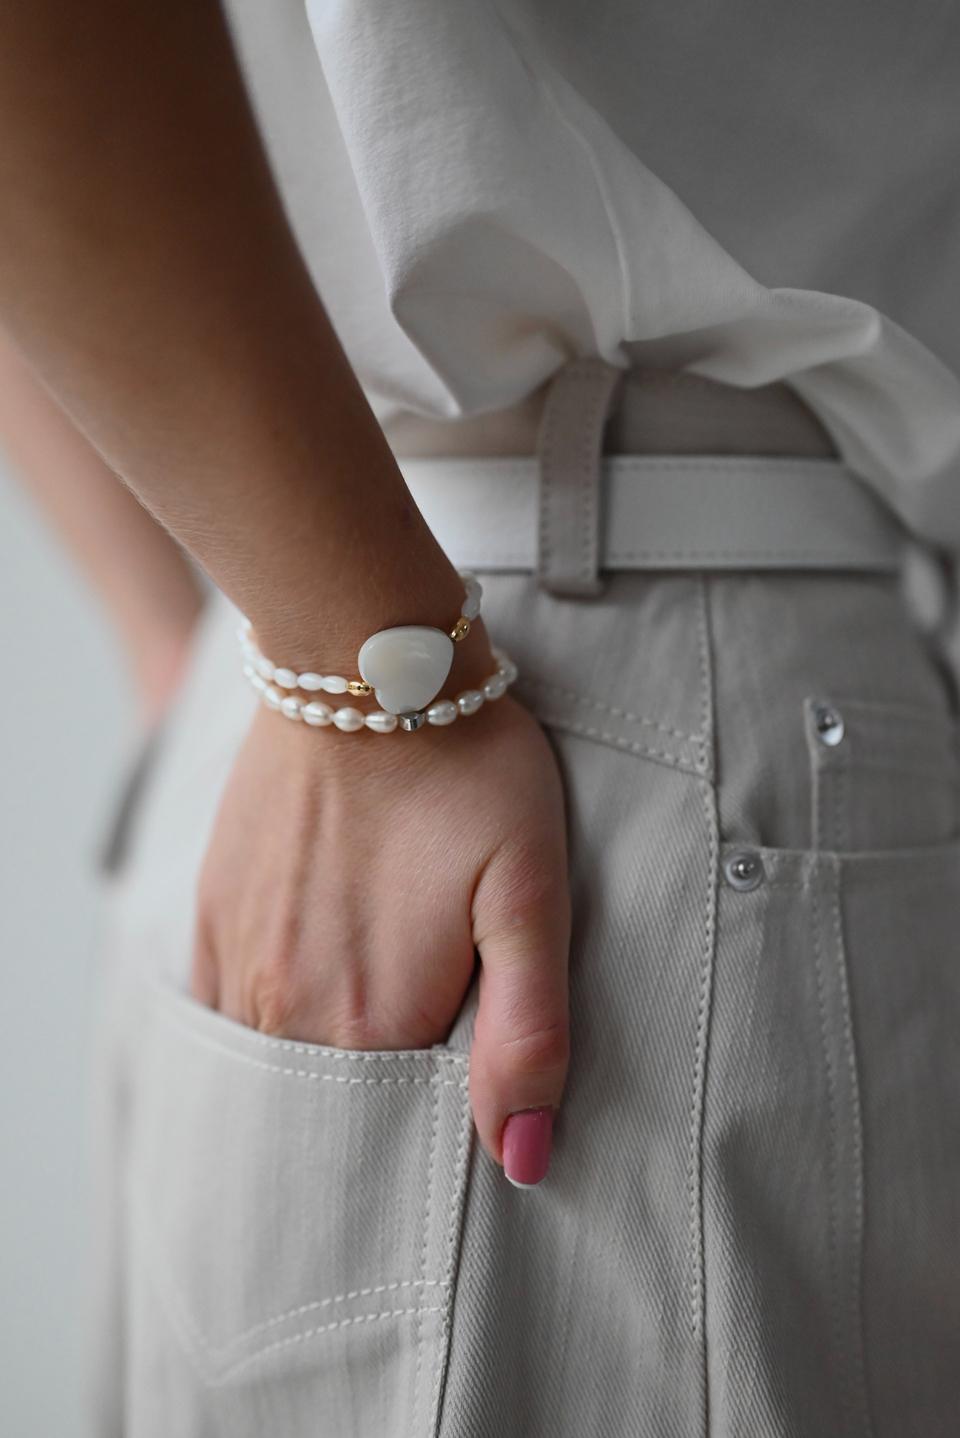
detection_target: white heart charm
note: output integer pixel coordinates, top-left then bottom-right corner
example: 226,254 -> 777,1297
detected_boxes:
358,626 -> 454,715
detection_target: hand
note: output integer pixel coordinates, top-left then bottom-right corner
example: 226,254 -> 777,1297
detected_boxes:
191,693 -> 571,1180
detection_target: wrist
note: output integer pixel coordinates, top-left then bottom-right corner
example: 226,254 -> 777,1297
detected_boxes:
243,504 -> 468,679
440,616 -> 494,699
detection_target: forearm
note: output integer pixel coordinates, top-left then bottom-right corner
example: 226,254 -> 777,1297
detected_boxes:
0,330 -> 204,718
0,0 -> 479,680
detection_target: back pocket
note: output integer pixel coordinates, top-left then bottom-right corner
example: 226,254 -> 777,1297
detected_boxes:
125,981 -> 473,1438
804,696 -> 959,852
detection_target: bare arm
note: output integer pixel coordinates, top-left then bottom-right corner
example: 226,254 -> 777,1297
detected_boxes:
0,0 -> 466,670
0,330 -> 203,721
0,0 -> 569,1179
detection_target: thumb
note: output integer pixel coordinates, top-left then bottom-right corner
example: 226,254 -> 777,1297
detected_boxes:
469,848 -> 571,1188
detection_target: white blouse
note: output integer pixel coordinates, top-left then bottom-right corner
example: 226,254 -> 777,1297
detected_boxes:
224,0 -> 960,547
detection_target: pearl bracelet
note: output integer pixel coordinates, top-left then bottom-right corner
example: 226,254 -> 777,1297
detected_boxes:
238,572 -> 518,733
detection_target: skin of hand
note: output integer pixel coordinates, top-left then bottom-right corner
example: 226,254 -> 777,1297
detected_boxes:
192,695 -> 571,1165
0,0 -> 572,1172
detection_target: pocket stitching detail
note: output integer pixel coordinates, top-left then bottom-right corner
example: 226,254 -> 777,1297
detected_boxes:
412,1077 -> 442,1429
217,1306 -> 445,1385
429,1089 -> 474,1426
521,677 -> 703,746
685,774 -> 720,1342
810,861 -> 874,1435
137,1192 -> 448,1357
159,1005 -> 468,1086
531,713 -> 707,774
133,1195 -> 447,1385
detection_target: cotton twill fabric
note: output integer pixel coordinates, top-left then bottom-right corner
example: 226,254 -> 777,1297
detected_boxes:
87,569 -> 960,1436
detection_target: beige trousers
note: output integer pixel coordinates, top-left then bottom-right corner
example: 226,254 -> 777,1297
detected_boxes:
86,542 -> 960,1436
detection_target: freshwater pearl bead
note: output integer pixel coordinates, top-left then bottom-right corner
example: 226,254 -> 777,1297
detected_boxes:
322,675 -> 348,694
483,672 -> 509,700
461,577 -> 483,621
496,658 -> 519,685
302,701 -> 333,726
263,685 -> 283,710
250,673 -> 267,693
242,662 -> 257,681
333,706 -> 365,732
427,699 -> 458,726
456,688 -> 484,716
298,672 -> 324,691
273,667 -> 298,691
280,696 -> 303,720
256,655 -> 276,681
365,710 -> 398,733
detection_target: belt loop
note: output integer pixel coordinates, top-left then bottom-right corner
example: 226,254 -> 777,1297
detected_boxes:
537,358 -> 624,597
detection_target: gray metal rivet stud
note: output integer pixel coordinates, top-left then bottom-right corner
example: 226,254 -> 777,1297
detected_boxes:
724,851 -> 765,892
812,702 -> 845,747
398,710 -> 427,731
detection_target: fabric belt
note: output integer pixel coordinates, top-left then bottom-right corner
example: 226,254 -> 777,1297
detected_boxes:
399,454 -> 906,575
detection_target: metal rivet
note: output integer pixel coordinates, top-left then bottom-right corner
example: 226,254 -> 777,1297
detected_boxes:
724,851 -> 765,892
398,710 -> 427,731
812,702 -> 845,747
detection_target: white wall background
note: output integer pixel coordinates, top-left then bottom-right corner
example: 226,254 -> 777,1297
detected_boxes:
0,459 -> 132,1437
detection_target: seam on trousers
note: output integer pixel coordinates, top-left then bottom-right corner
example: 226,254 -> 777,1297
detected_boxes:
688,776 -> 718,1435
412,1078 -> 442,1432
208,1279 -> 448,1355
155,991 -> 469,1065
828,858 -> 875,1437
687,577 -> 719,1436
156,1006 -> 468,1086
521,677 -> 703,746
530,713 -> 706,773
810,873 -> 843,1398
430,1081 -> 475,1436
694,577 -> 714,775
810,862 -> 874,1436
130,1198 -> 445,1386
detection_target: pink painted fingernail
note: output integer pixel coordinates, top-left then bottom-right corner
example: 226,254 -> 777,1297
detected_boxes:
502,1108 -> 554,1188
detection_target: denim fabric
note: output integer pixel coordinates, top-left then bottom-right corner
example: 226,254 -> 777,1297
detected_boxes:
87,566 -> 960,1436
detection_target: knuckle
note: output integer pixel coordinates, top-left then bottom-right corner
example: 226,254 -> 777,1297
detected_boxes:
479,852 -> 570,940
250,956 -> 302,1036
323,1009 -> 387,1051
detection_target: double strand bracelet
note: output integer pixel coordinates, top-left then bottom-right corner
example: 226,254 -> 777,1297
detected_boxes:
238,572 -> 519,734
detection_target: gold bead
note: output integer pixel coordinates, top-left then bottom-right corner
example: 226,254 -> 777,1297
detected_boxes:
346,679 -> 373,696
450,616 -> 471,642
